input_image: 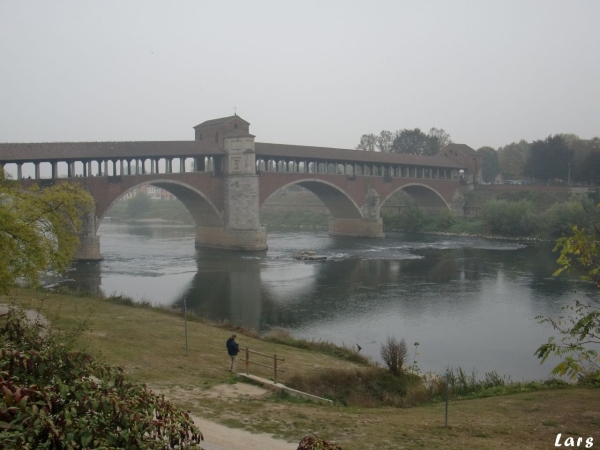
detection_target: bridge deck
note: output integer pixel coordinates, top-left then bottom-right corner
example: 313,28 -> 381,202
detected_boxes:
1,141 -> 464,169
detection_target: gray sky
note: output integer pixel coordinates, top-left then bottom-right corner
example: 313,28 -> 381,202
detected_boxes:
1,0 -> 599,150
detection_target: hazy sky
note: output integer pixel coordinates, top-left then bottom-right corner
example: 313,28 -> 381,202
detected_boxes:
1,0 -> 599,150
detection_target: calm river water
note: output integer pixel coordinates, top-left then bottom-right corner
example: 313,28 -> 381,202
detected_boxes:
61,221 -> 584,380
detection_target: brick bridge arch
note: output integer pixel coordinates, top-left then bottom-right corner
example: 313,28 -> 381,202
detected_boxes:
380,183 -> 451,210
97,178 -> 224,231
260,177 -> 363,219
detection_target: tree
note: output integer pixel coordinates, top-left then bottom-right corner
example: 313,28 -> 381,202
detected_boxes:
427,127 -> 452,154
524,135 -> 573,183
127,192 -> 151,217
356,133 -> 377,151
391,128 -> 429,155
498,140 -> 529,180
477,146 -> 500,183
390,128 -> 452,156
535,203 -> 600,381
376,130 -> 393,153
0,167 -> 94,293
568,137 -> 600,185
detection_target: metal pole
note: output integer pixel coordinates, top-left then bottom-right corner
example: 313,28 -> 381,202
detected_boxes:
184,298 -> 188,356
445,368 -> 449,428
245,347 -> 249,375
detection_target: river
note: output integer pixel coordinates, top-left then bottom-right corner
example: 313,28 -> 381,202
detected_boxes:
60,221 -> 585,380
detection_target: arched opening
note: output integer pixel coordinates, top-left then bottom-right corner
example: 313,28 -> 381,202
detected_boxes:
380,184 -> 450,218
99,180 -> 224,232
260,179 -> 363,230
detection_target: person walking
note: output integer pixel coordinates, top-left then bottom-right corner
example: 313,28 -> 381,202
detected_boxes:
226,334 -> 240,373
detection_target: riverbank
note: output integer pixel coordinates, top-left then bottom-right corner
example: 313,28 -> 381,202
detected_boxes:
4,288 -> 598,450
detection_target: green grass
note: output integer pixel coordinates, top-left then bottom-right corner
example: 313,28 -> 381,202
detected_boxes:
4,288 -> 600,450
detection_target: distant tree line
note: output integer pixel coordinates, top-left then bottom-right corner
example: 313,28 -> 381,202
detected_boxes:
357,128 -> 600,185
477,134 -> 600,185
356,128 -> 452,156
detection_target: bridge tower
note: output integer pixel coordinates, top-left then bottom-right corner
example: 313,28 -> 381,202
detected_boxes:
194,119 -> 267,251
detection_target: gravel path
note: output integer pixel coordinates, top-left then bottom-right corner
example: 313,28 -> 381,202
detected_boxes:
193,416 -> 297,450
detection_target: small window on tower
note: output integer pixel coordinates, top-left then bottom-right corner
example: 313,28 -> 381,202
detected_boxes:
215,131 -> 219,142
234,123 -> 239,129
199,133 -> 203,141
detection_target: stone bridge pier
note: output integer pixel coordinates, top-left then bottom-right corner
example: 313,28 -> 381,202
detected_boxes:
74,209 -> 103,261
329,184 -> 384,238
194,130 -> 267,251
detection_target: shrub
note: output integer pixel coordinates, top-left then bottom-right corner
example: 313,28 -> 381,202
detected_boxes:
481,199 -> 539,236
297,434 -> 343,449
0,307 -> 203,449
435,209 -> 456,230
285,367 -> 419,407
380,336 -> 408,375
540,199 -> 594,239
399,206 -> 427,232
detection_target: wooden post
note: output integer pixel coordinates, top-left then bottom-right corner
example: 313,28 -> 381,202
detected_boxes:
274,354 -> 278,384
245,347 -> 249,375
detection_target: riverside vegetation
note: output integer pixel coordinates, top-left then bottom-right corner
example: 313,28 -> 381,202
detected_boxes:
110,189 -> 599,241
2,287 -> 599,450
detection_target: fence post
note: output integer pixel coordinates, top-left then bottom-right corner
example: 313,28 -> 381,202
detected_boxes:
245,347 -> 249,375
445,368 -> 449,428
274,354 -> 278,384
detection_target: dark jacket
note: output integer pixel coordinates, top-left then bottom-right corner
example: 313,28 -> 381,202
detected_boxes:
226,337 -> 239,356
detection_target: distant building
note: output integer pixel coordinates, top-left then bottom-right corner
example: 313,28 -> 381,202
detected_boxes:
437,144 -> 482,184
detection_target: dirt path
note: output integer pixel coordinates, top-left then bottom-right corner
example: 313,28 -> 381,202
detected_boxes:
192,416 -> 297,450
157,382 -> 298,450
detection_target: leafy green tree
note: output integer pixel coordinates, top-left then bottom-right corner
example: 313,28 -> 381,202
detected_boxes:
498,140 -> 529,180
127,192 -> 151,217
391,128 -> 429,155
0,167 -> 94,293
535,203 -> 600,381
524,135 -> 573,182
477,146 -> 500,183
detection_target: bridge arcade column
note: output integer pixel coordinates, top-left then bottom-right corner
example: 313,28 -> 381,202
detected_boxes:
329,184 -> 384,238
73,209 -> 103,262
195,130 -> 267,251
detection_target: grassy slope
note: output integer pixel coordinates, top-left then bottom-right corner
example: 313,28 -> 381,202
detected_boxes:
5,289 -> 599,450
